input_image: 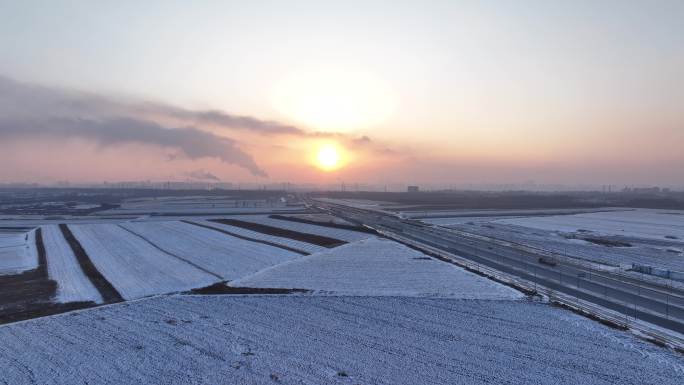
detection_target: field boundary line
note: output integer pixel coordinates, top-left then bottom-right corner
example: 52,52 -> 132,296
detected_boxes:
210,218 -> 346,248
59,224 -> 123,303
117,224 -> 223,280
182,220 -> 310,256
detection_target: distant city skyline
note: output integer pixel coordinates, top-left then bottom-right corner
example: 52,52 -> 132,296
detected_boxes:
0,1 -> 682,185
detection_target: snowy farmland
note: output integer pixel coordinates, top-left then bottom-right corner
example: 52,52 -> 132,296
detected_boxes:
230,215 -> 373,243
194,219 -> 328,254
0,230 -> 37,275
3,195 -> 684,384
276,213 -> 355,226
68,224 -> 219,300
2,215 -> 378,314
234,237 -> 522,299
445,221 -> 684,271
100,195 -> 304,216
420,208 -> 684,272
42,225 -> 102,304
496,209 -> 684,241
405,208 -> 615,220
1,295 -> 682,385
120,221 -> 302,280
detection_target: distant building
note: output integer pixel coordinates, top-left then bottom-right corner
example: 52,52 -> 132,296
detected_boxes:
622,186 -> 662,194
407,185 -> 419,193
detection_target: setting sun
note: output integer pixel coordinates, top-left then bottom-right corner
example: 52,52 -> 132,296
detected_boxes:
315,144 -> 342,171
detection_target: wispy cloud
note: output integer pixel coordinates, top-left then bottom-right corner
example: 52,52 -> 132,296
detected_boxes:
349,135 -> 397,155
0,76 -> 268,176
134,103 -> 305,135
0,117 -> 267,177
0,76 -> 307,136
0,75 -> 400,178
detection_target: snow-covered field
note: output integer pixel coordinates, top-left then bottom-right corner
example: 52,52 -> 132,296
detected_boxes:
231,215 -> 372,243
0,230 -> 37,275
1,295 -> 681,385
421,208 -> 684,271
3,204 -> 683,384
446,222 -> 684,270
195,220 -> 327,254
422,216 -> 514,226
120,221 -> 302,280
405,208 -> 616,219
279,213 -> 354,226
497,209 -> 684,241
69,224 -> 218,299
101,196 -> 302,215
41,225 -> 102,303
313,197 -> 396,214
234,237 -> 522,299
0,216 -> 136,228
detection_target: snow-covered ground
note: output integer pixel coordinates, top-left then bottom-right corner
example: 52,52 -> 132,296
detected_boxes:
41,225 -> 103,303
120,221 -> 302,280
0,230 -> 37,275
100,196 -> 302,215
233,237 -> 523,299
445,222 -> 684,270
3,208 -> 683,384
405,208 -> 617,219
194,220 -> 327,254
1,295 -> 681,385
422,216 -> 516,226
313,197 -> 396,214
0,216 -> 137,229
69,224 -> 218,300
230,215 -> 372,242
278,213 -> 354,226
497,209 -> 684,241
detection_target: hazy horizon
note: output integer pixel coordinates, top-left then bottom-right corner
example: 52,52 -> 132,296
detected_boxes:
1,1 -> 682,186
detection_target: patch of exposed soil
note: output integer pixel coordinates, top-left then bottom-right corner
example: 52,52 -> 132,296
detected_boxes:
0,301 -> 95,325
182,220 -> 309,255
210,219 -> 346,248
188,283 -> 310,295
59,224 -> 123,303
0,228 -> 97,325
583,237 -> 632,247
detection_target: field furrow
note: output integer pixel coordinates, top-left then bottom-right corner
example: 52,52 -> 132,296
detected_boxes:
194,220 -> 325,254
233,214 -> 373,242
210,218 -> 346,248
42,225 -> 103,304
119,221 -> 302,281
69,224 -> 218,300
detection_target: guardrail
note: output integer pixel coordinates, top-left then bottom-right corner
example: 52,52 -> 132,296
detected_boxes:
436,226 -> 684,296
375,227 -> 684,352
632,264 -> 684,283
437,226 -> 621,272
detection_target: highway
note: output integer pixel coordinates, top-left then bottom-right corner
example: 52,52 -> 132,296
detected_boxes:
313,200 -> 684,334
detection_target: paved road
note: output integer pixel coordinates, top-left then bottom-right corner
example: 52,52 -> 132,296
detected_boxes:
313,200 -> 684,334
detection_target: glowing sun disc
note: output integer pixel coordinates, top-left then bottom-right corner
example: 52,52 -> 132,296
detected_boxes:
316,144 -> 341,171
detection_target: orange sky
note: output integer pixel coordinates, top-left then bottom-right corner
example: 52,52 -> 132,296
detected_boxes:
0,2 -> 683,187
